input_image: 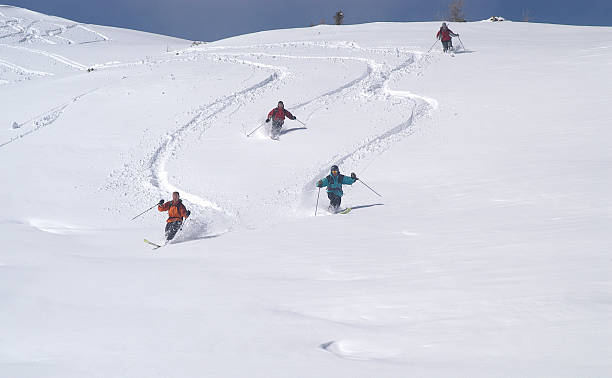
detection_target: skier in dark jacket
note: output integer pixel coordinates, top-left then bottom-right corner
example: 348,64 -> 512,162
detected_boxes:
266,101 -> 296,139
436,22 -> 459,52
158,191 -> 191,241
316,165 -> 358,213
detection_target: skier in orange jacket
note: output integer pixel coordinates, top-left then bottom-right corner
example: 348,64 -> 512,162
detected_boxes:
158,191 -> 190,241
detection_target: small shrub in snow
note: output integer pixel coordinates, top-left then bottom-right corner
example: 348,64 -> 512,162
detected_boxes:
448,0 -> 466,22
522,9 -> 531,22
334,10 -> 344,25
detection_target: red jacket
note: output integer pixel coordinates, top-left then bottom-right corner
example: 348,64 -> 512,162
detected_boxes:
437,28 -> 457,42
268,107 -> 295,121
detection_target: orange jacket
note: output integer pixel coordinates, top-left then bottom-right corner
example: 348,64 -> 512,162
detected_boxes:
158,200 -> 188,223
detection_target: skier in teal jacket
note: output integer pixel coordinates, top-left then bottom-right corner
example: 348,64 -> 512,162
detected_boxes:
316,165 -> 358,212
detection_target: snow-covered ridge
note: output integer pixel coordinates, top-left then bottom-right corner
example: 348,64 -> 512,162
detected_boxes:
0,5 -> 109,46
0,5 -> 184,83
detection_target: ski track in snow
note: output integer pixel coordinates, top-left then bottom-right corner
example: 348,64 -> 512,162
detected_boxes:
0,89 -> 97,149
132,41 -> 438,236
0,10 -> 109,45
139,53 -> 290,239
214,51 -> 378,118
138,51 -> 357,226
46,22 -> 76,44
195,44 -> 437,220
0,11 -> 109,84
0,43 -> 87,70
0,56 -> 53,77
76,24 -> 110,42
19,21 -> 57,45
306,73 -> 438,190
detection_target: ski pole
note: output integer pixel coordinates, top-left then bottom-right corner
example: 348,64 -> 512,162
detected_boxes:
458,36 -> 466,51
131,203 -> 158,221
177,217 -> 189,235
358,179 -> 382,197
296,119 -> 307,127
246,121 -> 266,137
315,187 -> 321,216
426,39 -> 438,54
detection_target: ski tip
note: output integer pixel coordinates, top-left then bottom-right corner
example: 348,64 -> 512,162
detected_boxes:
144,238 -> 163,249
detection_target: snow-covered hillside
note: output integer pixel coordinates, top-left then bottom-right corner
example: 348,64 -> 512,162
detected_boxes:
1,5 -> 611,377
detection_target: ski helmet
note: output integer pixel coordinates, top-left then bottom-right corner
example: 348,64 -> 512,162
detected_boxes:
330,165 -> 339,174
441,22 -> 447,28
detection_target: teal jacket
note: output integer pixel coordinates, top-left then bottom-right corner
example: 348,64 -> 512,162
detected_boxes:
318,174 -> 356,197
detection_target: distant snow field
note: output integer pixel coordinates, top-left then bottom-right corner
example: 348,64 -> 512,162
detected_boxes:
1,5 -> 611,377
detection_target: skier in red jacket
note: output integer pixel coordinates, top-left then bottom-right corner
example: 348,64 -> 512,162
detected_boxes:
436,22 -> 459,52
265,101 -> 296,139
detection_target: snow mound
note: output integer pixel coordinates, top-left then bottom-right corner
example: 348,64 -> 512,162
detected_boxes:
320,340 -> 403,361
28,218 -> 90,234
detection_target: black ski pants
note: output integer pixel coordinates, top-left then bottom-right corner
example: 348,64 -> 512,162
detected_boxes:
328,192 -> 341,209
442,40 -> 453,51
165,220 -> 182,241
271,119 -> 284,135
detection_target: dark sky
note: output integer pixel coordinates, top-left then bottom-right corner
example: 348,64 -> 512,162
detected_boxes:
5,0 -> 612,41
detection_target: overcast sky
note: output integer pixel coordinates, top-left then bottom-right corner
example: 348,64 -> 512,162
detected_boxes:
5,0 -> 612,41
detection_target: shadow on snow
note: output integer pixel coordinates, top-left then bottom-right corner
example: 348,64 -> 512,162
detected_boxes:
280,127 -> 308,135
350,203 -> 384,210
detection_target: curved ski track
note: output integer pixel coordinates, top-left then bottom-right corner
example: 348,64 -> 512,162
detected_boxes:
0,10 -> 110,45
0,43 -> 88,70
0,11 -> 109,83
139,53 -> 289,238
134,41 -> 439,238
0,89 -> 97,149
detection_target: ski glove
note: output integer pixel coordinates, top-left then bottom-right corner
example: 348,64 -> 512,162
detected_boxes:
351,172 -> 358,180
158,199 -> 165,206
317,180 -> 323,188
186,210 -> 191,217
265,118 -> 270,123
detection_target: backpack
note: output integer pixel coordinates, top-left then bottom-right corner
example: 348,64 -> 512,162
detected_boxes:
326,174 -> 344,190
168,200 -> 186,221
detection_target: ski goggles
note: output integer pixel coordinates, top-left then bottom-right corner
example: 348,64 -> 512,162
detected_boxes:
331,170 -> 339,174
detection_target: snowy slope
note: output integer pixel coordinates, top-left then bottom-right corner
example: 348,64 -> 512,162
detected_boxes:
1,5 -> 612,377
